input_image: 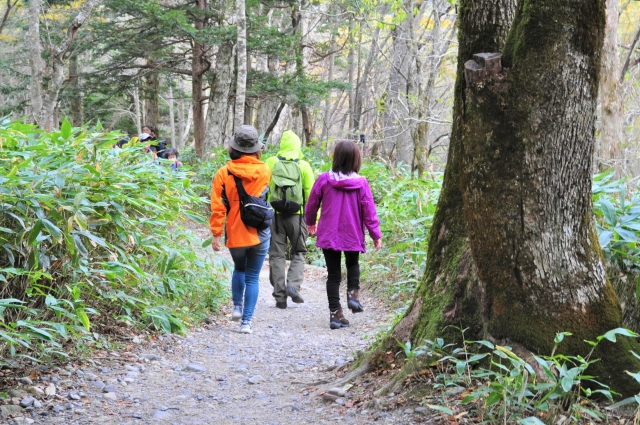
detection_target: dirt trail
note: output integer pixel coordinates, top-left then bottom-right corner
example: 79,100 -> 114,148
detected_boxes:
3,242 -> 428,424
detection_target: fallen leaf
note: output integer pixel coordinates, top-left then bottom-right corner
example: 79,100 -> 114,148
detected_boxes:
45,383 -> 56,397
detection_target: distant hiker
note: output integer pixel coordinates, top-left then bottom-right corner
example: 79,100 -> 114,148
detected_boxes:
209,125 -> 272,334
305,141 -> 382,330
164,148 -> 182,171
142,125 -> 167,158
115,135 -> 130,148
265,130 -> 315,309
139,132 -> 158,160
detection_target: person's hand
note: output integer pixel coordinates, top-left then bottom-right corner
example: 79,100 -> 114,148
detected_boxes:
373,239 -> 382,251
212,235 -> 222,251
308,225 -> 317,236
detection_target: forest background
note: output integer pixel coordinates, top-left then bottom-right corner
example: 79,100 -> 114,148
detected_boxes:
7,0 -> 640,421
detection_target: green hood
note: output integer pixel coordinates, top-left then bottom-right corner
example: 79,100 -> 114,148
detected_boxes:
277,131 -> 304,160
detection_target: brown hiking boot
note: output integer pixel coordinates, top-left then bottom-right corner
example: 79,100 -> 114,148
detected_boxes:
329,308 -> 350,329
347,289 -> 364,313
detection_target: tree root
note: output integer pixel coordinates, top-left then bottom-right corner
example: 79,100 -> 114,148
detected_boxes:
319,358 -> 372,391
374,357 -> 420,397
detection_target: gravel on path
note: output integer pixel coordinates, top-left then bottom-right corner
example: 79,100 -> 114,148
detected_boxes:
3,247 -> 431,425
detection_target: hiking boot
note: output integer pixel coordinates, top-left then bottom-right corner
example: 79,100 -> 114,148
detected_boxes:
231,305 -> 243,321
275,301 -> 287,309
240,320 -> 253,334
347,289 -> 364,313
287,286 -> 304,304
329,309 -> 350,330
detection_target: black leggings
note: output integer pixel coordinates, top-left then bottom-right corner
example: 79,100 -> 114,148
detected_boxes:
322,249 -> 360,312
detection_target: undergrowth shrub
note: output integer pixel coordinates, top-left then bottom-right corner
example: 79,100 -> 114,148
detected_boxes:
0,119 -> 226,363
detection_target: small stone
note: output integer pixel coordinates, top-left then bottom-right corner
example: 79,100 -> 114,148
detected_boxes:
404,408 -> 414,414
18,377 -> 33,385
0,405 -> 23,418
65,402 -> 73,410
322,393 -> 338,402
8,389 -> 28,398
12,418 -> 35,424
84,373 -> 98,381
103,392 -> 118,402
154,410 -> 171,419
68,392 -> 81,400
52,406 -> 64,413
44,383 -> 56,397
125,365 -> 139,372
327,387 -> 346,397
92,381 -> 105,390
132,413 -> 143,419
184,364 -> 206,373
29,387 -> 44,396
76,370 -> 84,377
415,407 -> 427,413
247,375 -> 264,384
103,384 -> 117,393
126,371 -> 139,377
20,396 -> 35,407
101,367 -> 110,373
236,364 -> 247,372
445,386 -> 465,396
315,408 -> 324,414
75,408 -> 86,414
33,400 -> 42,408
335,398 -> 345,406
140,354 -> 159,361
124,378 -> 135,384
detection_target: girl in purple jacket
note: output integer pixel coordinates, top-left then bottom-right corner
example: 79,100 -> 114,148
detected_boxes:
306,141 -> 382,329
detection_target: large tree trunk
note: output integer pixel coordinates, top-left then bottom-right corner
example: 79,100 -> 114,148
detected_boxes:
234,0 -> 247,130
598,0 -> 623,176
390,0 -> 640,395
143,67 -> 160,129
204,39 -> 235,154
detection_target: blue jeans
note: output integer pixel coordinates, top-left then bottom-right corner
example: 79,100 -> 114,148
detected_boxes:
228,239 -> 269,322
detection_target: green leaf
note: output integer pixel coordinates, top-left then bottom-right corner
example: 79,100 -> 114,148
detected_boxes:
28,220 -> 44,245
61,119 -> 72,139
599,327 -> 639,342
614,226 -> 637,242
42,219 -> 62,242
75,308 -> 90,331
74,211 -> 88,231
485,391 -> 502,407
201,237 -> 213,248
426,404 -> 453,415
600,198 -> 618,226
518,418 -> 545,425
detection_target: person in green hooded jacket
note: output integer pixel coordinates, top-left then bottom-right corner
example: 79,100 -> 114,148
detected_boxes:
265,130 -> 315,309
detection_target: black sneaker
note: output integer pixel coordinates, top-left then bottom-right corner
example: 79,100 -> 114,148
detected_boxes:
329,309 -> 350,329
275,301 -> 287,309
286,286 -> 304,304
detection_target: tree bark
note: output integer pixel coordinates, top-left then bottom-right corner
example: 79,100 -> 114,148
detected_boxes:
599,0 -> 624,176
143,65 -> 160,130
204,39 -> 235,154
166,85 -> 176,147
69,54 -> 83,127
28,0 -> 43,125
234,0 -> 247,130
38,0 -> 101,129
389,0 -> 640,395
192,0 -> 208,157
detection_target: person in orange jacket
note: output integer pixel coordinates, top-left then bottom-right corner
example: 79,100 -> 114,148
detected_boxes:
210,125 -> 271,334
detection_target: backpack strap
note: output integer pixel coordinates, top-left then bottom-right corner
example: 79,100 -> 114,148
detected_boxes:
277,155 -> 299,163
228,169 -> 248,199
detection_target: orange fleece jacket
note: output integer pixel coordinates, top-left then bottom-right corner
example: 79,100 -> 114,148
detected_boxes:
210,156 -> 271,248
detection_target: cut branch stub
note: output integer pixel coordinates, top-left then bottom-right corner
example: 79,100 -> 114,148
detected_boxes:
464,53 -> 503,85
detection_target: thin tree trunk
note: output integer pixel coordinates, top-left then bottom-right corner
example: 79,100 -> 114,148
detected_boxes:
132,86 -> 142,135
69,54 -> 83,127
599,0 -> 624,176
167,85 -> 176,147
0,0 -> 18,37
177,80 -> 185,149
204,39 -> 235,153
38,0 -> 100,129
181,104 -> 193,147
192,0 -> 208,157
244,53 -> 252,125
322,35 -> 336,142
234,0 -> 247,130
28,0 -> 43,125
347,20 -> 355,133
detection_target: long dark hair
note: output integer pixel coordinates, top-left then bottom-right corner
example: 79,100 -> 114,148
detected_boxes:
332,141 -> 361,174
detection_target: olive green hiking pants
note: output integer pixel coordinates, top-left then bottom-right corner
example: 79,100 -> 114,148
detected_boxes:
269,214 -> 308,303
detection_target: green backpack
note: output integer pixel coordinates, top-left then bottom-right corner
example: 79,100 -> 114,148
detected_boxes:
269,156 -> 304,216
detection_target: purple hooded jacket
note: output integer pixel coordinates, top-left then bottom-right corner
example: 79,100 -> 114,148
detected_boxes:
305,171 -> 382,252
